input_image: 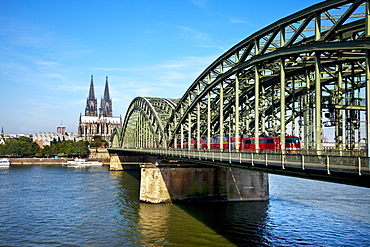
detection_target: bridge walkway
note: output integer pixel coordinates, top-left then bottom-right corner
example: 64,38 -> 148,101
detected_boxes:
109,148 -> 370,188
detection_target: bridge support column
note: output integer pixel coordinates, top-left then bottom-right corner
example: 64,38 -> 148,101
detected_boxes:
109,151 -> 146,170
139,165 -> 269,203
110,153 -> 123,171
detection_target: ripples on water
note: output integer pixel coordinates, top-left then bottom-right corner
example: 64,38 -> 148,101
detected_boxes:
0,165 -> 369,246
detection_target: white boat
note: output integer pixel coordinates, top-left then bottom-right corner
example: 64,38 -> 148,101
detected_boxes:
0,158 -> 10,167
62,158 -> 102,167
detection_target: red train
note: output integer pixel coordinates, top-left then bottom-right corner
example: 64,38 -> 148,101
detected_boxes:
172,136 -> 301,153
241,136 -> 300,152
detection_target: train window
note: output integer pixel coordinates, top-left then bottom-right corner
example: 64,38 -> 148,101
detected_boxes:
245,139 -> 254,144
258,138 -> 274,144
286,138 -> 299,144
266,139 -> 274,144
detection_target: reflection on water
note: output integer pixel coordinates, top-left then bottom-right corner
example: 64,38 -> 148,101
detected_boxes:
0,166 -> 369,246
112,170 -> 370,246
175,202 -> 269,246
112,170 -> 236,246
138,203 -> 237,247
138,204 -> 171,246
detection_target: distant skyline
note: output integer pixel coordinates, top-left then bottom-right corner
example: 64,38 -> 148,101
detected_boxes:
0,0 -> 322,134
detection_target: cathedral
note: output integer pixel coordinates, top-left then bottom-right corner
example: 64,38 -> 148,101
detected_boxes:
78,75 -> 122,143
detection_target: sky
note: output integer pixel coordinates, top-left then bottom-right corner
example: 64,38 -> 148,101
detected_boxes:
0,0 -> 322,134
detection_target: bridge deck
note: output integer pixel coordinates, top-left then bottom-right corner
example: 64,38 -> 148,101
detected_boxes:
109,148 -> 370,188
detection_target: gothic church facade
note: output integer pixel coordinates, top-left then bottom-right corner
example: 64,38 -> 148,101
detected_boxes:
78,75 -> 122,142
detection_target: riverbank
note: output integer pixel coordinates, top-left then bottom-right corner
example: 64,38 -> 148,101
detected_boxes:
6,148 -> 111,165
9,158 -> 110,165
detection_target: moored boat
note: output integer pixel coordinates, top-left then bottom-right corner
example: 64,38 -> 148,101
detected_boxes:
0,158 -> 10,167
62,158 -> 102,167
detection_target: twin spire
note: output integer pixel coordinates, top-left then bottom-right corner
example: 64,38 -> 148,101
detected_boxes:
88,75 -> 96,100
103,76 -> 110,101
85,75 -> 112,117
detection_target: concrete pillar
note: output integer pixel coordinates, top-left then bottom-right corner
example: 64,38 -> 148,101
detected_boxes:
109,153 -> 146,170
139,165 -> 269,203
140,165 -> 172,203
109,153 -> 123,171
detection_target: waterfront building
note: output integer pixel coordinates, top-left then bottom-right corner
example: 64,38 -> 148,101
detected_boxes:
78,75 -> 122,142
0,129 -> 32,143
33,132 -> 78,148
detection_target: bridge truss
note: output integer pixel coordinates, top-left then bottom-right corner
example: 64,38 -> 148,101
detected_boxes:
114,0 -> 370,156
113,97 -> 179,148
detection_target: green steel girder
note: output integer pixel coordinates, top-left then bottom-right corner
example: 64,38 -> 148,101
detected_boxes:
114,0 -> 370,154
111,128 -> 123,148
165,1 -> 369,140
120,97 -> 177,148
167,40 -> 370,140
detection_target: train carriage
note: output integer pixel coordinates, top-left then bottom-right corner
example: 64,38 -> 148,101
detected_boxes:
240,136 -> 300,153
171,136 -> 300,153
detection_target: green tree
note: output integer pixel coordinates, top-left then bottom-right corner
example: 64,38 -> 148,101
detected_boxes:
91,135 -> 107,148
0,137 -> 40,156
0,137 -> 90,157
41,140 -> 89,157
0,143 -> 5,155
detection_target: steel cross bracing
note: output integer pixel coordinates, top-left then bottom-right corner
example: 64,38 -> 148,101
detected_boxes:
116,0 -> 370,157
112,97 -> 178,148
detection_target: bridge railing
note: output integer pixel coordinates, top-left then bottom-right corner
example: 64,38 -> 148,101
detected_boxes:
122,148 -> 369,175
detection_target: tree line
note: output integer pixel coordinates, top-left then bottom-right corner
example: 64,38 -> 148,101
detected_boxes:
0,136 -> 90,157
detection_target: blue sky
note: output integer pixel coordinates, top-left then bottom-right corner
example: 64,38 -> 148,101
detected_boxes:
0,0 -> 321,134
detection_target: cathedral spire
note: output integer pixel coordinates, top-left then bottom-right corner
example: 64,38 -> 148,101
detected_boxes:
85,75 -> 98,116
103,76 -> 110,100
78,75 -> 121,142
88,75 -> 95,100
100,76 -> 113,117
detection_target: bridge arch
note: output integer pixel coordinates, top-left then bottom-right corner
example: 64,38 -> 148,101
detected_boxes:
115,0 -> 370,155
164,0 -> 370,153
118,97 -> 178,148
110,128 -> 123,148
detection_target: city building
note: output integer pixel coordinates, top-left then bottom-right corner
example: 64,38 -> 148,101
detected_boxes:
78,75 -> 122,142
57,122 -> 66,135
33,131 -> 78,148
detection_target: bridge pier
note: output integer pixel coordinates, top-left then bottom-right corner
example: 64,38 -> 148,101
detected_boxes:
109,153 -> 123,170
140,165 -> 269,203
109,152 -> 149,170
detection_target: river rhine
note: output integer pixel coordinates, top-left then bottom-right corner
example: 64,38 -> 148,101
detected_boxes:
0,165 -> 369,246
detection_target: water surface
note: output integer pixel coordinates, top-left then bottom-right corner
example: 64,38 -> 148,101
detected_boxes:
0,165 -> 369,246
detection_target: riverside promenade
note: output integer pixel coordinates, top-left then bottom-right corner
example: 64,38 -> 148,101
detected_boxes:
9,158 -> 68,165
8,148 -> 111,165
9,158 -> 109,165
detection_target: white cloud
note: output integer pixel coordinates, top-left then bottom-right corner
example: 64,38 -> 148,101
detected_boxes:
229,18 -> 251,25
189,0 -> 208,9
176,25 -> 210,44
35,60 -> 60,67
92,55 -> 216,93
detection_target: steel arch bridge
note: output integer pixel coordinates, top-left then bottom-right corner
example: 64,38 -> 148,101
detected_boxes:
113,0 -> 370,156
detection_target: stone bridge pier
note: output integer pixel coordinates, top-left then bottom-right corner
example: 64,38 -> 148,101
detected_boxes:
109,150 -> 157,170
108,151 -> 269,203
140,164 -> 269,203
109,152 -> 145,170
